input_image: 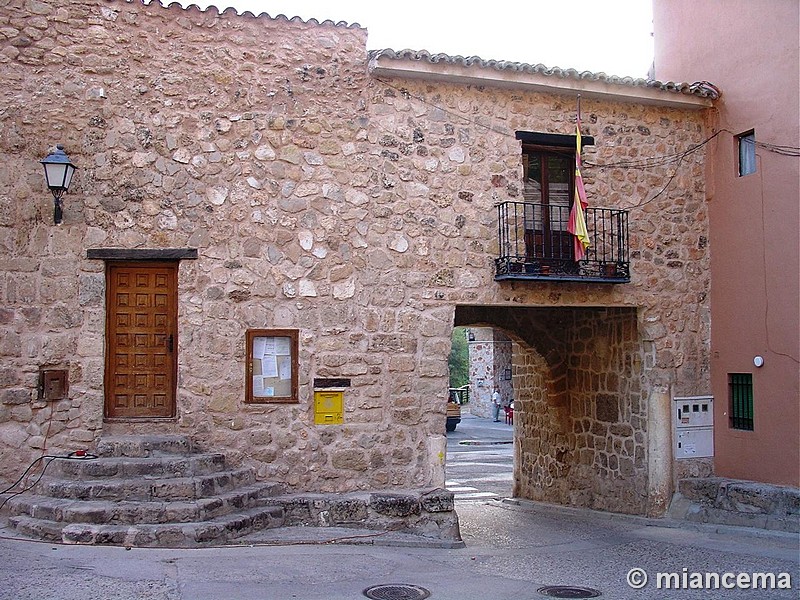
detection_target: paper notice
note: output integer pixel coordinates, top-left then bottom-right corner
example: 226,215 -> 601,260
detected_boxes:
274,337 -> 291,355
262,355 -> 278,378
277,354 -> 292,380
253,337 -> 267,360
262,337 -> 277,356
253,376 -> 265,396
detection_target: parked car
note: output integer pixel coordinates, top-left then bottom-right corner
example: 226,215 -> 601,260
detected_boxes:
446,400 -> 461,432
446,386 -> 468,432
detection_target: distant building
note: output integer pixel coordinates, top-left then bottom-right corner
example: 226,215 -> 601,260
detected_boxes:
466,327 -> 512,419
653,0 -> 800,487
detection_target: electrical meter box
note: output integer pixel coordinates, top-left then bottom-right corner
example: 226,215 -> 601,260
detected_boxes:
673,395 -> 713,459
39,369 -> 68,401
675,427 -> 714,459
314,390 -> 344,425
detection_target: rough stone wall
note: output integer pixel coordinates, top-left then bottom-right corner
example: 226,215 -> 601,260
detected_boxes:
0,0 -> 711,509
464,307 -> 646,514
0,0 -> 450,492
513,339 -> 572,503
565,308 -> 646,514
493,332 -> 513,407
466,327 -> 511,418
467,327 -> 494,416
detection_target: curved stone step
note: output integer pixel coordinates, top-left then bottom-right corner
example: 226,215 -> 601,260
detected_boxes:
37,468 -> 255,501
9,504 -> 285,547
50,453 -> 228,479
95,435 -> 195,458
7,482 -> 286,525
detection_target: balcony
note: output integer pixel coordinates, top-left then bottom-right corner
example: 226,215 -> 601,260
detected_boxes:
495,201 -> 630,283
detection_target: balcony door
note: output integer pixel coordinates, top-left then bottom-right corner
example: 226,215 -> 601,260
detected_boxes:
105,262 -> 177,419
522,147 -> 575,265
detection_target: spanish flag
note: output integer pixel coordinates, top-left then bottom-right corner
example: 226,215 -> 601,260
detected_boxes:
568,98 -> 590,261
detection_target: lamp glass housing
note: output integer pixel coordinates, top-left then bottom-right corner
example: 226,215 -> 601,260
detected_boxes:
43,161 -> 76,191
41,145 -> 76,195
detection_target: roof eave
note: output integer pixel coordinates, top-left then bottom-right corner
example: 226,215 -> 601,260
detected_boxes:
369,56 -> 713,110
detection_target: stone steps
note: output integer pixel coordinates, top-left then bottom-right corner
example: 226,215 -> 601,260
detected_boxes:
36,467 -> 256,501
9,505 -> 285,547
9,482 -> 283,524
51,452 -> 227,479
5,435 -> 287,546
668,477 -> 800,533
95,434 -> 195,458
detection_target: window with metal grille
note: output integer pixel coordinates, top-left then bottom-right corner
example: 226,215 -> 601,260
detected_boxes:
729,373 -> 754,430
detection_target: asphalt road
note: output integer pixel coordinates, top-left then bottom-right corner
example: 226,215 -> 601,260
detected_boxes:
0,413 -> 797,599
446,413 -> 514,501
1,498 -> 796,600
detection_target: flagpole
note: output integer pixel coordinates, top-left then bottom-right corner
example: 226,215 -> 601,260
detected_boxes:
569,93 -> 590,262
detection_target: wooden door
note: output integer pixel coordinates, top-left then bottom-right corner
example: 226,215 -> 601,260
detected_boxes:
105,262 -> 177,419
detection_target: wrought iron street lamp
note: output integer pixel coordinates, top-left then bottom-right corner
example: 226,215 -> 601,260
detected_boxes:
40,145 -> 77,224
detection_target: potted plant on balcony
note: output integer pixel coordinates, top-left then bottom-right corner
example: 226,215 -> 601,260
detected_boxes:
601,262 -> 618,278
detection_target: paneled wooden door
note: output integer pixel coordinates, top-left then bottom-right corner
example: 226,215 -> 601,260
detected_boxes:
105,262 -> 177,419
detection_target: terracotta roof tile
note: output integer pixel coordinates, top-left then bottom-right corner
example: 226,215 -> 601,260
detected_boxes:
368,48 -> 720,100
119,0 -> 364,29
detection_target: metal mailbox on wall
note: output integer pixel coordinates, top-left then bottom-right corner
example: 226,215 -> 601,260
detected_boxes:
673,395 -> 713,459
314,390 -> 344,425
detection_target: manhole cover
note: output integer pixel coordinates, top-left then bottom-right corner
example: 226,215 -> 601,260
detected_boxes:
363,583 -> 431,600
537,585 -> 602,598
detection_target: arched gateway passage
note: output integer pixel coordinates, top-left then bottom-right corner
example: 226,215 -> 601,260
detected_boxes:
455,305 -> 648,515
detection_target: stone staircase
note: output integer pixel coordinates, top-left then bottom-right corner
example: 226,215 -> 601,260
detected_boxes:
668,477 -> 800,533
5,435 -> 287,547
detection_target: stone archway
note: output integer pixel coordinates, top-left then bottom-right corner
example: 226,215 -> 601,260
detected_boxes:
455,305 -> 649,515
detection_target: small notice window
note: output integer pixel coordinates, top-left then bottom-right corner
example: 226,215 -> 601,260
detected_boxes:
728,373 -> 754,430
245,329 -> 299,403
737,130 -> 756,176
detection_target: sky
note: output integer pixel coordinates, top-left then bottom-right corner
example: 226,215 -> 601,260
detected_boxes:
169,1 -> 655,78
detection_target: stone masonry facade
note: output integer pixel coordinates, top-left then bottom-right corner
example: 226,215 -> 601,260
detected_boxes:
0,0 -> 711,515
467,327 -> 512,419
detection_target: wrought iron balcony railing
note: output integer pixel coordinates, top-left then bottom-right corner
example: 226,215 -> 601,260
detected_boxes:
495,201 -> 630,283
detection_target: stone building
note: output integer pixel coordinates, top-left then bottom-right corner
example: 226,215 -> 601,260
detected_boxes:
0,0 -> 717,542
466,327 -> 512,419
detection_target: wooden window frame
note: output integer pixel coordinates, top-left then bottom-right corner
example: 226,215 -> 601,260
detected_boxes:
522,144 -> 576,263
245,329 -> 299,404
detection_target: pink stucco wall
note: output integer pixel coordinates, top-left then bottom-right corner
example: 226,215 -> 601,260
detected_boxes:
653,0 -> 799,486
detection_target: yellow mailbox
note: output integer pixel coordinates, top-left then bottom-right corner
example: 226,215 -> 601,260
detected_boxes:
314,390 -> 344,425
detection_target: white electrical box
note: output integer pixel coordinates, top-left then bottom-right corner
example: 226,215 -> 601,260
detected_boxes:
675,396 -> 713,428
675,427 -> 714,459
673,395 -> 713,459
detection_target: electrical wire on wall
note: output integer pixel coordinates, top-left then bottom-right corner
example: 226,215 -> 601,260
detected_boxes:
754,140 -> 800,157
4,389 -> 62,513
0,451 -> 98,513
752,151 -> 800,365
